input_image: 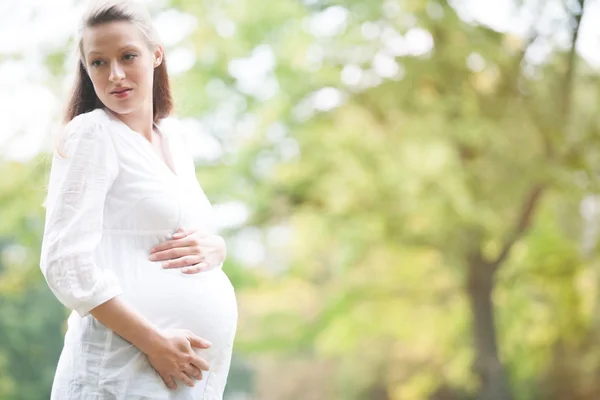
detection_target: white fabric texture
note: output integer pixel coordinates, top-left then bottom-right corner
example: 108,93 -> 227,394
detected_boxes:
40,108 -> 238,400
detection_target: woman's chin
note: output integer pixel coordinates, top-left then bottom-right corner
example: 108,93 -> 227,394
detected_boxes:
104,103 -> 139,116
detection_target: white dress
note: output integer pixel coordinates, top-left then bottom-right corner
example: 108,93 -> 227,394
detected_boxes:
39,108 -> 238,399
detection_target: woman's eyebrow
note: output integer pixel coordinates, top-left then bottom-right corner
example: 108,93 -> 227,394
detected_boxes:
87,44 -> 141,57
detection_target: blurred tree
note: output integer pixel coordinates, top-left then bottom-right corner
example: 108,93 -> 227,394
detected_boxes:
166,0 -> 600,399
2,0 -> 600,399
0,158 -> 66,400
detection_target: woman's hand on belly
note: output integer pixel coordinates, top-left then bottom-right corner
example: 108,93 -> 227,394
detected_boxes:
146,328 -> 212,390
149,228 -> 226,274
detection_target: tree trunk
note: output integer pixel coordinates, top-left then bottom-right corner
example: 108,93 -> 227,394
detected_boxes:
467,255 -> 513,400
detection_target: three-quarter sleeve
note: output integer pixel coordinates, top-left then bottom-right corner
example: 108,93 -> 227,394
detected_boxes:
40,115 -> 123,317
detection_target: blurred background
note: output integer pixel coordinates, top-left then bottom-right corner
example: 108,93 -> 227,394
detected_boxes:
1,0 -> 600,399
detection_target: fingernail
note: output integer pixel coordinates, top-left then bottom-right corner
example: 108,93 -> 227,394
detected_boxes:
149,254 -> 157,261
204,340 -> 212,347
162,262 -> 169,268
181,267 -> 189,273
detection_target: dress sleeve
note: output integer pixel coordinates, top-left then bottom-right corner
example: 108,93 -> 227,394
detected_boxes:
40,116 -> 123,317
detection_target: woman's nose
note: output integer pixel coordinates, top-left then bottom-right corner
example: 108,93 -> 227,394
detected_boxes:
109,62 -> 125,82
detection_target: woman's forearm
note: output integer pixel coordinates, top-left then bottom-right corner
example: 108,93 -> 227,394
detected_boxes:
89,296 -> 164,354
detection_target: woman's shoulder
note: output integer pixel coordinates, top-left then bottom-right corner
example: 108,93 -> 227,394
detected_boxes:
64,108 -> 112,138
58,109 -> 115,157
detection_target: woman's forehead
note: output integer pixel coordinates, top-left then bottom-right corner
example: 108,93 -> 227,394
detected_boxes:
83,21 -> 147,55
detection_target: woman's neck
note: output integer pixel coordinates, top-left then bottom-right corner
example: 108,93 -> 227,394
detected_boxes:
113,103 -> 155,142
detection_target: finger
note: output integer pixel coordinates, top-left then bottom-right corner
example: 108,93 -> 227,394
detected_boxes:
163,255 -> 203,269
190,355 -> 211,372
172,228 -> 189,239
183,364 -> 203,380
177,371 -> 197,388
162,374 -> 177,390
187,335 -> 212,349
151,246 -> 196,262
150,237 -> 197,255
150,248 -> 181,262
181,262 -> 209,274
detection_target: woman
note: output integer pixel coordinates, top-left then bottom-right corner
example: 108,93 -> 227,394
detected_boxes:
39,0 -> 238,398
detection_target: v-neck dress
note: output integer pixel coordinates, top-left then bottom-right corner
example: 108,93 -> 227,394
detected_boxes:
39,108 -> 238,399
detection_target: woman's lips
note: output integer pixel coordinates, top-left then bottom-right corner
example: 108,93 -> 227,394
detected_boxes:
112,88 -> 132,98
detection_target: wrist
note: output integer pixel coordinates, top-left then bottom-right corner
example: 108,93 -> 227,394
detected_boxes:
137,327 -> 166,355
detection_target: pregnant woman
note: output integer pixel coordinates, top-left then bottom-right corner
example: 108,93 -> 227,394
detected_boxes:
39,0 -> 238,398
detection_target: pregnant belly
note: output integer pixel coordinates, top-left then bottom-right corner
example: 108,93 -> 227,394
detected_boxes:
98,232 -> 238,351
122,264 -> 238,351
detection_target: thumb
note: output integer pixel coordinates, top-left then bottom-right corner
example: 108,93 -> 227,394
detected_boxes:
172,228 -> 187,239
188,335 -> 212,349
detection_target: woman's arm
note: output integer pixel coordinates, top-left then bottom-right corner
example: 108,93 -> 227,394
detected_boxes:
40,117 -> 123,317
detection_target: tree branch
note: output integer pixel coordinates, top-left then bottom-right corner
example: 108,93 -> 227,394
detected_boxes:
560,0 -> 586,127
489,0 -> 587,273
490,184 -> 546,272
516,3 -> 553,158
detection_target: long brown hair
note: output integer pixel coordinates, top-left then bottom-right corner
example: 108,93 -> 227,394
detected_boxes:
63,0 -> 173,124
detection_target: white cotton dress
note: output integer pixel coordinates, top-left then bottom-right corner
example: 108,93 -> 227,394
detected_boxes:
39,108 -> 238,400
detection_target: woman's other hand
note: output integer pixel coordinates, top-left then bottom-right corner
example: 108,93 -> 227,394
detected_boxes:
149,228 -> 226,274
145,328 -> 211,389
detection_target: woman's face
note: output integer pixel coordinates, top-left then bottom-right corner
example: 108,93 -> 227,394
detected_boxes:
82,21 -> 162,117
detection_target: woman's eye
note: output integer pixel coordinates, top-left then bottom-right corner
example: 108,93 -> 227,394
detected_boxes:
123,53 -> 137,61
91,59 -> 103,67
